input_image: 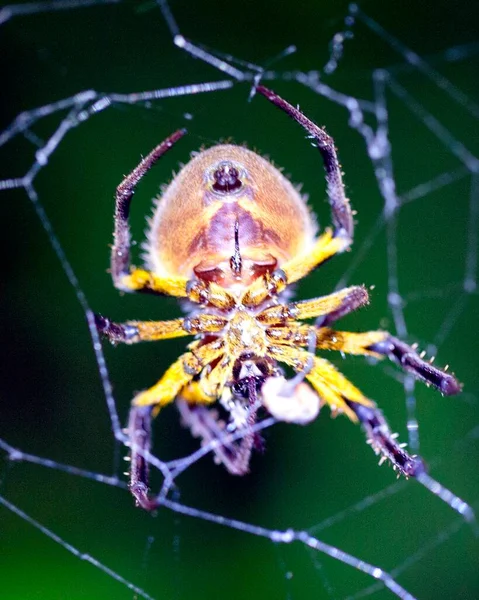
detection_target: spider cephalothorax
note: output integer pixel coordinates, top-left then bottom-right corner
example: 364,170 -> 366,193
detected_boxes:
96,86 -> 461,510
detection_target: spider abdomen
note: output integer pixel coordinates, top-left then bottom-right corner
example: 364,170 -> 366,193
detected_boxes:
145,144 -> 317,290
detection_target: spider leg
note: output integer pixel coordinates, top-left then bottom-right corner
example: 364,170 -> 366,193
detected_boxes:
268,341 -> 476,523
94,313 -> 227,345
120,271 -> 237,310
366,335 -> 462,395
127,404 -> 159,510
256,85 -> 354,240
110,130 -> 237,309
346,399 -> 426,477
257,285 -> 368,324
112,129 -> 188,297
126,342 -> 226,510
240,86 -> 356,308
178,373 -> 262,477
348,400 -> 479,530
133,340 -> 224,409
318,330 -> 462,395
279,229 -> 350,287
242,230 -> 350,307
267,323 -> 461,394
268,344 -> 373,421
266,324 -> 386,356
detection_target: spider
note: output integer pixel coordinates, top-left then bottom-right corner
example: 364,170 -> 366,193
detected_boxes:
95,86 -> 461,511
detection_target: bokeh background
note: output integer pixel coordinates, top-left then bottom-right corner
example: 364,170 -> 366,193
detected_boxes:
1,1 -> 478,599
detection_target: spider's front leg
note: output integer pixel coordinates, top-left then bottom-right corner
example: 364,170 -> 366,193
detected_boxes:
256,85 -> 354,240
112,129 -> 188,298
111,129 -> 236,311
243,86 -> 355,308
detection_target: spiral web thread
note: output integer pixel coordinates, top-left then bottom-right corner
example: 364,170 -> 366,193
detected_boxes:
1,2 -> 478,599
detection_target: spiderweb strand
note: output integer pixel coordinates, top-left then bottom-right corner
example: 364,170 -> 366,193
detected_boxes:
351,3 -> 479,120
157,498 -> 416,600
0,0 -> 121,26
346,509 -> 477,600
2,1 -> 478,599
0,493 -> 154,600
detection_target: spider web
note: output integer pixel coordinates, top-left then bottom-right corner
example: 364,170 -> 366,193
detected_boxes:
1,1 -> 479,599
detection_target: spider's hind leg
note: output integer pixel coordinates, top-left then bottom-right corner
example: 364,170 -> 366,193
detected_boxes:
348,399 -> 478,527
346,399 -> 426,478
127,404 -> 159,511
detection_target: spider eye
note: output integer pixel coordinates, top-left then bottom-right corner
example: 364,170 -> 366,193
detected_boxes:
212,161 -> 243,194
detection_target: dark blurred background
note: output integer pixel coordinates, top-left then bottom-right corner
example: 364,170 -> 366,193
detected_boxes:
1,1 -> 478,599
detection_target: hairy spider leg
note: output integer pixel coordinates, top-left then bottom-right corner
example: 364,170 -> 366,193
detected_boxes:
132,339 -> 225,411
266,321 -> 462,477
112,129 -> 188,296
127,405 -> 159,511
268,344 -> 373,421
256,85 -> 354,240
257,285 -> 369,324
242,230 -> 351,307
266,341 -> 428,474
241,85 -> 355,308
125,340 -> 233,510
346,400 -> 426,478
367,336 -> 462,395
345,397 -> 477,528
128,375 -> 261,510
128,349 -> 259,509
111,128 -> 237,310
265,323 -> 460,395
251,271 -> 461,395
94,313 -> 227,344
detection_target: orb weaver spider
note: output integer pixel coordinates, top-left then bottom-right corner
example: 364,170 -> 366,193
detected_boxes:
96,86 -> 462,511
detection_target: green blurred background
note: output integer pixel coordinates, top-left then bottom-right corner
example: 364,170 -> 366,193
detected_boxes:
1,1 -> 478,599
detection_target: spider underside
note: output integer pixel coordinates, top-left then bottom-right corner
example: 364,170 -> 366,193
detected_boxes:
96,85 -> 462,512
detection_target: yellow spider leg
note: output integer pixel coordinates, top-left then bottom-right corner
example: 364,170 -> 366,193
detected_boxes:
268,343 -> 373,422
133,341 -> 224,411
180,381 -> 216,405
119,269 -> 189,297
120,269 -> 236,310
134,318 -> 187,340
316,328 -> 388,356
258,286 -> 368,325
201,356 -> 234,399
266,325 -> 388,358
242,229 -> 350,307
96,313 -> 227,344
281,228 -> 351,285
133,314 -> 227,342
180,356 -> 234,405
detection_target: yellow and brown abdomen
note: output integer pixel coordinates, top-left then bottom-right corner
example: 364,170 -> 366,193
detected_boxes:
145,144 -> 316,287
